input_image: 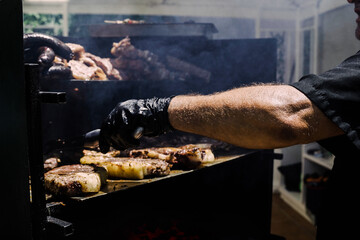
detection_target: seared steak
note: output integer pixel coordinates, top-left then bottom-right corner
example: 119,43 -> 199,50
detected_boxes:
68,59 -> 107,80
80,155 -> 170,180
44,164 -> 107,196
130,144 -> 215,169
84,52 -> 124,80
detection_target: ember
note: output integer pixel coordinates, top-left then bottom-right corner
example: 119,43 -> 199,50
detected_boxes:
126,220 -> 200,240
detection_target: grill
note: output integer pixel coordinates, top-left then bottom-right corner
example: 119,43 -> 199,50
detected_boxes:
40,36 -> 277,146
46,151 -> 275,240
3,1 -> 280,239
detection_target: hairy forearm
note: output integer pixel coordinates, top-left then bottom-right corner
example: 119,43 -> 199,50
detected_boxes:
168,85 -> 343,149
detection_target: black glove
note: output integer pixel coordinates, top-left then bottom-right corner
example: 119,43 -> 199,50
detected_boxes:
99,97 -> 174,153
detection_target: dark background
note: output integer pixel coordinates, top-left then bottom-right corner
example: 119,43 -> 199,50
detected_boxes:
0,0 -> 32,239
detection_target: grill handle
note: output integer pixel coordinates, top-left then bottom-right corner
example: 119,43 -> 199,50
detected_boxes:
39,91 -> 66,104
46,216 -> 74,238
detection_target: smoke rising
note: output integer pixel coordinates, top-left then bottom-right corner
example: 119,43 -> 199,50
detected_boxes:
27,0 -> 358,143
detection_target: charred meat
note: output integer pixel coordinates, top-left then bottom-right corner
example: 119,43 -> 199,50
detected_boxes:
130,144 -> 215,169
110,37 -> 189,81
44,164 -> 107,196
80,154 -> 170,180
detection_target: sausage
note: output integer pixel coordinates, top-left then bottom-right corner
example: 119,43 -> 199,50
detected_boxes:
24,33 -> 73,60
24,46 -> 57,67
37,46 -> 55,67
44,64 -> 72,80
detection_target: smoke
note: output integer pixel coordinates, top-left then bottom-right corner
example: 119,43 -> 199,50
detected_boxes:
27,0 -> 358,140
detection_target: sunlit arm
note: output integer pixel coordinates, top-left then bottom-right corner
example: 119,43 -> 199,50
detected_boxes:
168,84 -> 344,149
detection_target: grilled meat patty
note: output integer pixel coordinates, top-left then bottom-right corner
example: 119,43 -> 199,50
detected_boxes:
130,144 -> 215,169
44,164 -> 107,196
80,152 -> 170,180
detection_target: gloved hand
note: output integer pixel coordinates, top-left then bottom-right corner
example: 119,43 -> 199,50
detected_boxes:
99,97 -> 174,153
23,33 -> 73,79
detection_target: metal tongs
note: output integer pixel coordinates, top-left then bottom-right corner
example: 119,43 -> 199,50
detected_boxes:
83,127 -> 144,149
44,127 -> 144,154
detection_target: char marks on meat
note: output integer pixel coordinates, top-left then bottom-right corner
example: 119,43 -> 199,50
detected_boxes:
110,37 -> 190,81
84,52 -> 124,80
68,59 -> 107,80
130,144 -> 215,169
65,43 -> 108,80
65,43 -> 85,59
44,164 -> 107,196
25,34 -> 210,82
81,151 -> 170,180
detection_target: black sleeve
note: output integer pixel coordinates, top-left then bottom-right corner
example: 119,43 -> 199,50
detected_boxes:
290,51 -> 360,150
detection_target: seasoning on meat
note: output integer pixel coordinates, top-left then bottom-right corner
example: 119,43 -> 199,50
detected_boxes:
110,37 -> 189,81
68,59 -> 107,80
65,43 -> 85,59
25,34 -> 209,82
80,155 -> 170,180
130,144 -> 215,169
44,164 -> 107,196
84,52 -> 124,80
44,157 -> 60,172
64,43 -> 107,80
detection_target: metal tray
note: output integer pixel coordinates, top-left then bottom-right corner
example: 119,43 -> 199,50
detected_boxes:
66,155 -> 244,202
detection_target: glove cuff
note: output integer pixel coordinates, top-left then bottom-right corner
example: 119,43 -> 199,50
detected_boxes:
147,96 -> 175,135
160,96 -> 175,133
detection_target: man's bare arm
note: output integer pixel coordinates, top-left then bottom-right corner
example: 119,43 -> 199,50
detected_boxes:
168,85 -> 344,149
